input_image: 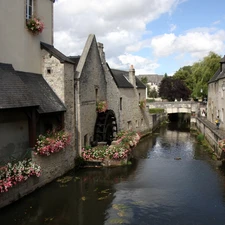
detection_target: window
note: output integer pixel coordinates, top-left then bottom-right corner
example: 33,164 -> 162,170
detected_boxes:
120,97 -> 122,110
127,121 -> 132,130
84,134 -> 88,147
26,0 -> 34,20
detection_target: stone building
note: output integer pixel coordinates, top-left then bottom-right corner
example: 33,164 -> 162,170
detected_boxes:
207,55 -> 225,129
0,0 -> 76,208
0,0 -> 161,207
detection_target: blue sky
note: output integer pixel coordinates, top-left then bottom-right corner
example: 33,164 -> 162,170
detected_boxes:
54,0 -> 225,75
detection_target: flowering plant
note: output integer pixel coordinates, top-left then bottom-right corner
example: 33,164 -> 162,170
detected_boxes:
34,129 -> 71,156
0,159 -> 41,193
82,145 -> 108,161
218,139 -> 225,151
96,101 -> 107,113
26,17 -> 44,34
82,130 -> 141,160
139,100 -> 146,109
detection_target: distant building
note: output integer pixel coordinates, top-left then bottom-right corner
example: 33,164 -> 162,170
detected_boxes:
137,74 -> 164,92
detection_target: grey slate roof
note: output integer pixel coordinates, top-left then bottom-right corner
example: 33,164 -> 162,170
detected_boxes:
41,42 -> 75,64
208,55 -> 225,84
0,63 -> 66,113
109,67 -> 146,89
68,56 -> 80,68
17,71 -> 66,114
0,63 -> 38,109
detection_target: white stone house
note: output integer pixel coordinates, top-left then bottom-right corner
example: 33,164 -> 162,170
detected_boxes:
207,55 -> 225,130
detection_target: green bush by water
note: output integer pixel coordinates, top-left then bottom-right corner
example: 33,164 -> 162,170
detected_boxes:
149,108 -> 164,114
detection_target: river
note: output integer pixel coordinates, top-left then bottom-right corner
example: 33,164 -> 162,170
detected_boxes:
1,122 -> 225,225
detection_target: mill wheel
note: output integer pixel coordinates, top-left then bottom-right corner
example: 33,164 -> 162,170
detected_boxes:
94,110 -> 117,144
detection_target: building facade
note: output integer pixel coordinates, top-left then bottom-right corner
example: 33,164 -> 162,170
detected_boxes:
207,56 -> 225,130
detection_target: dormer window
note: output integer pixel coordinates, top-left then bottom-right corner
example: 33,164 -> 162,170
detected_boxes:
26,0 -> 34,20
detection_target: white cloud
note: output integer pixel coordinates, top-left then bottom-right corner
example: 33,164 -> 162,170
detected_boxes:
169,24 -> 177,32
107,54 -> 160,74
54,0 -> 184,57
53,0 -> 225,74
150,30 -> 225,60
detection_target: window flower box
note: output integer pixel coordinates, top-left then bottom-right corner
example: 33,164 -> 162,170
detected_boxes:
96,101 -> 108,113
34,130 -> 71,156
26,17 -> 44,35
139,100 -> 146,109
0,159 -> 41,193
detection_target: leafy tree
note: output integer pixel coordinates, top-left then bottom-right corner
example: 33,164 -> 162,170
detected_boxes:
158,76 -> 191,101
191,52 -> 221,98
173,66 -> 193,91
140,76 -> 148,84
173,52 -> 221,99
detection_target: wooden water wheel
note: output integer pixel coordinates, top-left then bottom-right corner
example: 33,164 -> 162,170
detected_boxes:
94,110 -> 117,144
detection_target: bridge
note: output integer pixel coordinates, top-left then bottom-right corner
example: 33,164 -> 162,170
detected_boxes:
147,101 -> 200,114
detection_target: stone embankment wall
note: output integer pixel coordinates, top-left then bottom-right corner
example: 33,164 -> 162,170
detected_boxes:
0,147 -> 75,209
195,118 -> 225,159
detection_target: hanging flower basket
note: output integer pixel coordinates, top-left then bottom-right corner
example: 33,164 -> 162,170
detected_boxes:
96,101 -> 108,113
26,17 -> 44,35
34,129 -> 71,156
0,159 -> 41,193
139,100 -> 146,109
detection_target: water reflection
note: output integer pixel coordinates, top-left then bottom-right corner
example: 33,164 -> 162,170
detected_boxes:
1,122 -> 225,225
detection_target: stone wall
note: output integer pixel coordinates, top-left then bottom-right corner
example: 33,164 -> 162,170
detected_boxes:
196,118 -> 223,158
0,148 -> 74,209
77,35 -> 107,149
0,110 -> 29,165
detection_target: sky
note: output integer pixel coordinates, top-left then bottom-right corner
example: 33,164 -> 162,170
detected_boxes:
53,0 -> 225,76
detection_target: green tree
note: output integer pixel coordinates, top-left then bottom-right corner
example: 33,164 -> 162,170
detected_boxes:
140,76 -> 148,84
191,52 -> 221,99
173,66 -> 193,91
158,76 -> 191,101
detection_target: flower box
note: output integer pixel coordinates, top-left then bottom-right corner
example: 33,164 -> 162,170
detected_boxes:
82,130 -> 141,166
96,101 -> 107,113
139,100 -> 146,109
34,130 -> 71,156
26,17 -> 44,35
0,159 -> 41,193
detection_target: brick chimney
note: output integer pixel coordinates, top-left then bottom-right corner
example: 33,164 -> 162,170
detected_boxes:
129,65 -> 136,87
97,42 -> 106,64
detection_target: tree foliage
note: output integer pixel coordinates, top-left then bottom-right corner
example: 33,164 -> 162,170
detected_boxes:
173,52 -> 221,99
140,76 -> 148,84
158,76 -> 191,101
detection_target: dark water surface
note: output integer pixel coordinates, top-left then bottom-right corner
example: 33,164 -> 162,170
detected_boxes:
1,123 -> 225,225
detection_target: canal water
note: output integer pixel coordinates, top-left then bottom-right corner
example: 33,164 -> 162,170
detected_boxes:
1,122 -> 225,225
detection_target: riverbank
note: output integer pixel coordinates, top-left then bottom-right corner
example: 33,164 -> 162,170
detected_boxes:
196,117 -> 225,160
